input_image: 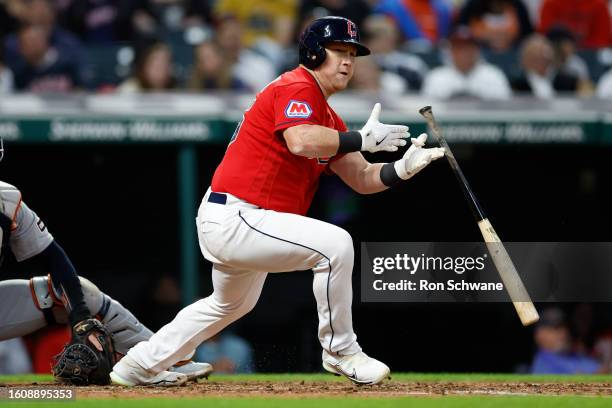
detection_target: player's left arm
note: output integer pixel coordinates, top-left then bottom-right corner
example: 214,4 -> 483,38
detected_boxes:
330,133 -> 445,194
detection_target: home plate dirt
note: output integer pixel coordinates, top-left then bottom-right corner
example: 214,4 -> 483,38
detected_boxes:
4,380 -> 611,398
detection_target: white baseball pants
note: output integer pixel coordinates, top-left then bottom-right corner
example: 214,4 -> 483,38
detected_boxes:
128,188 -> 362,373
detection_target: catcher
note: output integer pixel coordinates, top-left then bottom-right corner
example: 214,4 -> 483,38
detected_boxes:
0,178 -> 211,385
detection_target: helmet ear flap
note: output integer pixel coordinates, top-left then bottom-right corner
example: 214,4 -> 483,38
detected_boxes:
300,29 -> 326,69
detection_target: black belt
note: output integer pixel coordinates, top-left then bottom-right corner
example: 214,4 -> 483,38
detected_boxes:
208,192 -> 227,205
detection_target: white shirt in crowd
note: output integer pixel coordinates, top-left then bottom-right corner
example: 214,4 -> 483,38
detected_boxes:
596,68 -> 612,98
0,67 -> 14,94
526,70 -> 555,99
421,61 -> 512,100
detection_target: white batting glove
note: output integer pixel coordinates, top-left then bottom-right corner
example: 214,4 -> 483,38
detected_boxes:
359,103 -> 409,153
394,133 -> 445,179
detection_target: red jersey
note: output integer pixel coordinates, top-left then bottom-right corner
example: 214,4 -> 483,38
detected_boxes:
211,66 -> 348,215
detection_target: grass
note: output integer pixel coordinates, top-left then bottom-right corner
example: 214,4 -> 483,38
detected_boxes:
0,374 -> 610,408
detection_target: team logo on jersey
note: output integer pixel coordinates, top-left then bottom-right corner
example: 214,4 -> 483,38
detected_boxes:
285,100 -> 313,118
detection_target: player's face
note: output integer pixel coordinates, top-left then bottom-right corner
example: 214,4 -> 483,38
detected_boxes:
317,43 -> 357,94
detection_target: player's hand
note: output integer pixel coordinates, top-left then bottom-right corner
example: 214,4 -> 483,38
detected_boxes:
359,103 -> 409,153
394,133 -> 445,179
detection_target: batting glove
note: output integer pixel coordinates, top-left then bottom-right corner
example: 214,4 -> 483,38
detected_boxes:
359,103 -> 409,153
394,133 -> 445,179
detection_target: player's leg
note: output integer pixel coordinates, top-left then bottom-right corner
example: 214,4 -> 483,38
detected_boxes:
119,265 -> 267,376
1,275 -> 154,353
0,277 -> 210,381
231,207 -> 361,355
209,196 -> 388,384
0,279 -> 49,340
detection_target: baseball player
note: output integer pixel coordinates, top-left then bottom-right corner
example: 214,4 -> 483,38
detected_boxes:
112,16 -> 444,386
0,176 -> 212,385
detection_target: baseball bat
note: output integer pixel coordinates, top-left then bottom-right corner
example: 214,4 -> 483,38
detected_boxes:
419,106 -> 539,326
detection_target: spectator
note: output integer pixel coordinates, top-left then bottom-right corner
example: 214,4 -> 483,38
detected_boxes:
511,34 -> 583,98
135,274 -> 183,331
117,41 -> 177,93
374,0 -> 452,44
299,0 -> 372,29
531,308 -> 602,374
0,0 -> 24,38
538,0 -> 611,49
350,55 -> 408,95
593,331 -> 612,372
194,332 -> 254,374
3,0 -> 87,86
214,16 -> 276,92
183,0 -> 214,28
55,0 -> 139,44
596,67 -> 612,98
214,0 -> 298,49
5,23 -> 85,92
187,40 -> 247,91
546,26 -> 592,84
363,14 -> 429,90
421,26 -> 512,99
456,0 -> 533,51
0,42 -> 14,93
3,0 -> 85,61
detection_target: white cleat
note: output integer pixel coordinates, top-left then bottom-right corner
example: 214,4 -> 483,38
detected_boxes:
169,361 -> 213,382
322,351 -> 391,385
110,355 -> 188,387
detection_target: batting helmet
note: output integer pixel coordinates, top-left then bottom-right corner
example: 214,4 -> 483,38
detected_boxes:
299,16 -> 370,69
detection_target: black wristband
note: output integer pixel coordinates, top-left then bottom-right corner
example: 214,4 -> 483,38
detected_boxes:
337,131 -> 362,153
380,162 -> 403,187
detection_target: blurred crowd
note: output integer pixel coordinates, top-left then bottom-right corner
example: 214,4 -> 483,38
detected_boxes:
531,306 -> 612,374
0,0 -> 611,99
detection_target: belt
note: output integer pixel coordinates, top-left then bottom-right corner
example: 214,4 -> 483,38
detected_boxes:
208,192 -> 227,205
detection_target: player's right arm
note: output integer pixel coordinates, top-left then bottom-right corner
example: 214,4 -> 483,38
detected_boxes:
283,124 -> 342,157
281,101 -> 409,158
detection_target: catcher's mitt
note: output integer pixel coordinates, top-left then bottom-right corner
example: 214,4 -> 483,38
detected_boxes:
53,318 -> 117,385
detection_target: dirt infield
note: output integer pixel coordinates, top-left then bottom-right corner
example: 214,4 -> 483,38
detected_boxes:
4,380 -> 611,398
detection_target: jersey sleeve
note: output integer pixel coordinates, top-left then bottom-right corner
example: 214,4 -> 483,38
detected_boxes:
10,200 -> 54,262
273,83 -> 324,133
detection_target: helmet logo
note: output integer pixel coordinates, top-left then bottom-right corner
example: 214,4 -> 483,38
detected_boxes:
347,21 -> 357,38
324,25 -> 332,38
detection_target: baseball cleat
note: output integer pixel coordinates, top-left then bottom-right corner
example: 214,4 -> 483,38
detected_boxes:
322,351 -> 390,385
110,355 -> 188,387
169,360 -> 213,381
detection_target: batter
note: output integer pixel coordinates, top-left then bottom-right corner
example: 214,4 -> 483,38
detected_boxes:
112,16 -> 444,386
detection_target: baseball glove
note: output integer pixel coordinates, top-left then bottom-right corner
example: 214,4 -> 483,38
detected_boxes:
53,318 -> 117,385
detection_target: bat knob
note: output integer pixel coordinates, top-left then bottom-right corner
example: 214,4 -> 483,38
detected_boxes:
419,106 -> 432,116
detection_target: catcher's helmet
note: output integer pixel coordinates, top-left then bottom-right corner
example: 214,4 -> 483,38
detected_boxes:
299,16 -> 370,69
